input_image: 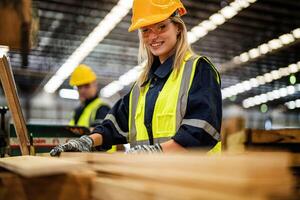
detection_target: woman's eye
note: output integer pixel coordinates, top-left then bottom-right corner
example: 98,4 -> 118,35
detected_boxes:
141,29 -> 149,33
158,24 -> 166,30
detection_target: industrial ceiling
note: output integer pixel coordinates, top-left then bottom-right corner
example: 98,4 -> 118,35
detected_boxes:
5,0 -> 300,112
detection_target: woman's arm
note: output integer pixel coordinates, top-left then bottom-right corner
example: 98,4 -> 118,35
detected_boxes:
160,139 -> 187,152
89,133 -> 103,146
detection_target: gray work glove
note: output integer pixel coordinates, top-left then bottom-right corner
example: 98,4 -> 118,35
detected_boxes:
50,135 -> 93,156
126,144 -> 163,154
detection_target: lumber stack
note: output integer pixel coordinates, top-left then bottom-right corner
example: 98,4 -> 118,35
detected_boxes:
0,156 -> 92,200
226,129 -> 300,153
60,152 -> 299,200
0,153 -> 299,200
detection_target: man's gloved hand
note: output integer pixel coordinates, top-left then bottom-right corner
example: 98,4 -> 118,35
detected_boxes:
50,135 -> 93,157
126,144 -> 163,154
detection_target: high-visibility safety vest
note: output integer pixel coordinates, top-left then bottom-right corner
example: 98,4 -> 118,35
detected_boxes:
129,53 -> 221,154
69,98 -> 105,127
69,98 -> 117,153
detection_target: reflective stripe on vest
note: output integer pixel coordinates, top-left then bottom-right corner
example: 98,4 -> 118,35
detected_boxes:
69,98 -> 104,127
104,114 -> 129,138
129,53 -> 221,153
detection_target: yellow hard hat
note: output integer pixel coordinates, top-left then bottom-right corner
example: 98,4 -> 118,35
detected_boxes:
69,64 -> 97,86
128,0 -> 187,32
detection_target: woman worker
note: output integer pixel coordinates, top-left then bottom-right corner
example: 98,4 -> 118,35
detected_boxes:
50,0 -> 222,156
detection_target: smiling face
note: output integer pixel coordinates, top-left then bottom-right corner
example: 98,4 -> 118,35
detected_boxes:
140,19 -> 179,63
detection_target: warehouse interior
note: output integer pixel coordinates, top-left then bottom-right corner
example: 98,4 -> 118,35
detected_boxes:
0,0 -> 299,127
0,0 -> 300,199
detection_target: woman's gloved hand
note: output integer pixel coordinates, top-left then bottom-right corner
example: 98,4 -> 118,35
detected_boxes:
126,144 -> 162,154
50,135 -> 93,156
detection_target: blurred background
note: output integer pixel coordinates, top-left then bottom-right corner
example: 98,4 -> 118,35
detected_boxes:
0,0 -> 299,129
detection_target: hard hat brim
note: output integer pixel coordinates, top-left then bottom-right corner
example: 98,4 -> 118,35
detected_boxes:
128,13 -> 172,32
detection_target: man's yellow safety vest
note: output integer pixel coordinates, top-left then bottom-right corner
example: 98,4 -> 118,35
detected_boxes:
69,98 -> 116,153
129,53 -> 221,154
69,98 -> 105,127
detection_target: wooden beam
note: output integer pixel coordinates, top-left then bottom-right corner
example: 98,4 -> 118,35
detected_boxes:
0,55 -> 29,155
0,155 -> 88,177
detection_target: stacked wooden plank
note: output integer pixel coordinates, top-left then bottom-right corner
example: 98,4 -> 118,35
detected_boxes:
0,156 -> 93,200
226,129 -> 300,153
60,152 -> 299,200
0,153 -> 299,200
245,129 -> 300,152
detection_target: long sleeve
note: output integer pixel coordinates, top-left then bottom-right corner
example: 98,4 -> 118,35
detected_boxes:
172,57 -> 222,149
92,93 -> 130,150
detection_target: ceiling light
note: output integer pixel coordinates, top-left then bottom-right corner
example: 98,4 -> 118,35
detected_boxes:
242,84 -> 300,108
220,6 -> 237,19
279,33 -> 295,44
241,80 -> 251,91
187,32 -> 198,44
292,28 -> 300,38
200,20 -> 217,31
270,70 -> 281,80
288,64 -> 298,73
287,85 -> 295,95
44,0 -> 133,93
250,78 -> 259,87
266,92 -> 275,101
268,39 -> 283,50
191,26 -> 208,38
279,67 -> 290,76
233,56 -> 241,64
296,99 -> 300,107
258,43 -> 269,54
279,88 -> 288,97
222,61 -> 300,100
0,45 -> 9,58
256,75 -> 266,85
209,13 -> 226,25
263,73 -> 273,83
101,81 -> 124,98
239,52 -> 249,62
237,0 -> 250,8
59,89 -> 79,100
248,48 -> 260,59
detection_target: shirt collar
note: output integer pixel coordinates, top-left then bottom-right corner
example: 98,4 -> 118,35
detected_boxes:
153,55 -> 174,79
141,54 -> 175,87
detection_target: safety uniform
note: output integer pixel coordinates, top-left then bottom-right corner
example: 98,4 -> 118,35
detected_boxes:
93,53 -> 222,152
69,95 -> 110,127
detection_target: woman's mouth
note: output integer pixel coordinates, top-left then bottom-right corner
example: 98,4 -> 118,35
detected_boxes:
150,41 -> 164,48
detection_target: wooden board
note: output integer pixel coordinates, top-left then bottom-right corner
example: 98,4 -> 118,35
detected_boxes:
0,156 -> 88,177
0,55 -> 29,155
247,129 -> 300,144
93,176 -> 270,200
0,0 -> 32,50
0,171 -> 92,200
59,152 -> 296,199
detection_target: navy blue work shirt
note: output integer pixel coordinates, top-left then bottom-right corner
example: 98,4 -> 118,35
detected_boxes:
93,55 -> 222,150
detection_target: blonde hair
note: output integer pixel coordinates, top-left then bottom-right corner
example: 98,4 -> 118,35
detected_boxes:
137,16 -> 195,86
